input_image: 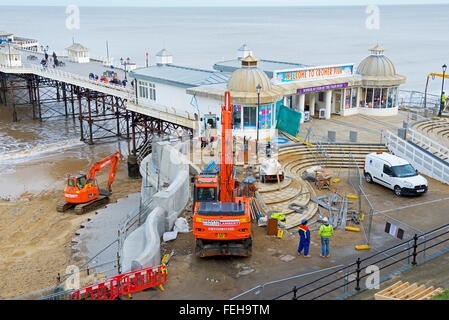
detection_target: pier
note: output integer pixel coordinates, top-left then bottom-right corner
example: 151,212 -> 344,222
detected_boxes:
0,41 -> 195,157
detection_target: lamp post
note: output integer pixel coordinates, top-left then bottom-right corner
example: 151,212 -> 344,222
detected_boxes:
120,57 -> 130,81
256,84 -> 261,156
439,64 -> 447,117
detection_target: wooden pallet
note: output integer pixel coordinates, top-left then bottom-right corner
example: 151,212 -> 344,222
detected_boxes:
374,281 -> 444,300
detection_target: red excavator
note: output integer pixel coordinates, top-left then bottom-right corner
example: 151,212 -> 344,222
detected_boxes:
56,151 -> 120,214
192,91 -> 252,257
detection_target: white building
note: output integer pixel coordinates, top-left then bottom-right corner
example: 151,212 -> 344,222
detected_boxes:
0,44 -> 22,67
66,43 -> 90,63
129,44 -> 406,139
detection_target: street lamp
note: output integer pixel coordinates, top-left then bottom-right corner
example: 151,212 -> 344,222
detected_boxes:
120,57 -> 130,81
439,64 -> 447,117
256,84 -> 261,156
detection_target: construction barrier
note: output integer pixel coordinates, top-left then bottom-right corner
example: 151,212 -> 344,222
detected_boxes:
70,264 -> 167,300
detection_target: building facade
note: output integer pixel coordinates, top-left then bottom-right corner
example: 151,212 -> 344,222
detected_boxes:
129,44 -> 406,139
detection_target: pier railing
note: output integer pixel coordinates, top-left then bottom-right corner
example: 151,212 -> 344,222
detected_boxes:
0,62 -> 134,98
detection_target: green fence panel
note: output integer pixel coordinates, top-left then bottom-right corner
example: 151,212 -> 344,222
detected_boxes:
275,105 -> 302,137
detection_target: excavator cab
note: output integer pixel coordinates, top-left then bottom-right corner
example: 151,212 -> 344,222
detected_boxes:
67,174 -> 87,189
193,173 -> 219,212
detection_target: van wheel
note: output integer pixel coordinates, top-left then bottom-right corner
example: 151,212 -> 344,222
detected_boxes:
364,173 -> 373,184
394,186 -> 402,196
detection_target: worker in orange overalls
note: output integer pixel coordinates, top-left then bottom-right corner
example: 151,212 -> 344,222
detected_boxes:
297,219 -> 311,258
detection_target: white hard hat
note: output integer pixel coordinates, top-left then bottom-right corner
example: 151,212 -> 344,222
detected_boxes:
323,217 -> 329,223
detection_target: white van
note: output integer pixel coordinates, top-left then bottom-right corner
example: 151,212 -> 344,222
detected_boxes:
363,152 -> 428,196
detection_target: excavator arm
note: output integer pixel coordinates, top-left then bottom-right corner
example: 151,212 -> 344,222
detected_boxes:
86,151 -> 120,191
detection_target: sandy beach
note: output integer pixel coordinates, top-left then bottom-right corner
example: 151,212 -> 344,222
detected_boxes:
0,103 -> 142,298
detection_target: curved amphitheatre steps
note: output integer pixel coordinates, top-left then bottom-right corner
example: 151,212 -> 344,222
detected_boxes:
274,143 -> 389,230
255,176 -> 292,193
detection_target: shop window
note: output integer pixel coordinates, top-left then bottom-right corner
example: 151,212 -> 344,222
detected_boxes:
232,105 -> 242,129
373,88 -> 381,108
258,105 -> 272,130
148,83 -> 156,101
360,88 -> 366,108
381,88 -> 388,108
387,88 -> 393,108
138,80 -> 149,99
392,87 -> 398,107
351,88 -> 357,108
344,89 -> 351,109
366,88 -> 373,108
244,106 -> 257,128
138,80 -> 156,101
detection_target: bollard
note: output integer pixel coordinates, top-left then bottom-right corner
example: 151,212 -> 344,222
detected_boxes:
328,130 -> 336,143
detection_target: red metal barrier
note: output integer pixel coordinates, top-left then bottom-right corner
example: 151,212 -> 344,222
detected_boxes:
71,264 -> 168,300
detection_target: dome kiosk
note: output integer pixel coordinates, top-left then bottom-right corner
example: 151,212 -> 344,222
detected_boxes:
356,45 -> 406,116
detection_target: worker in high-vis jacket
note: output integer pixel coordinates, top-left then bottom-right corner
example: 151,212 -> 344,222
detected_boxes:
297,219 -> 311,258
318,217 -> 334,258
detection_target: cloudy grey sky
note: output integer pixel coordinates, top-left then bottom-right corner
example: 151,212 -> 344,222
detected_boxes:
1,0 -> 449,6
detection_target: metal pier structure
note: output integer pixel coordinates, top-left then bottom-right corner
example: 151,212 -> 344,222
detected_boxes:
0,49 -> 195,158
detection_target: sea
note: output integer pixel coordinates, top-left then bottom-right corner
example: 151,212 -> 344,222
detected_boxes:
0,4 -> 448,198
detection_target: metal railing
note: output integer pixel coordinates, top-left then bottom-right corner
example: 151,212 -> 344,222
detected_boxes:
272,222 -> 449,300
382,130 -> 449,185
408,128 -> 449,160
399,90 -> 440,109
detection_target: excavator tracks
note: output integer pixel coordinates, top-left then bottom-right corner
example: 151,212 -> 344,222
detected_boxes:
74,196 -> 110,215
56,201 -> 77,213
56,196 -> 110,214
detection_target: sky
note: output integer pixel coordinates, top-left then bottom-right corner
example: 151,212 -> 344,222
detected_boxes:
1,0 -> 449,6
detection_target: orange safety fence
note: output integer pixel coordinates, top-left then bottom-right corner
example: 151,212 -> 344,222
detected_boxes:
71,264 -> 168,300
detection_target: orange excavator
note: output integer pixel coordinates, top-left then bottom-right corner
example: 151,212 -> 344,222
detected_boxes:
192,91 -> 252,257
56,151 -> 120,214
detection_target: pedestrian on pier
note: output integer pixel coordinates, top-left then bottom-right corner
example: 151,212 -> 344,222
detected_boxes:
122,79 -> 127,87
44,52 -> 48,61
297,219 -> 311,258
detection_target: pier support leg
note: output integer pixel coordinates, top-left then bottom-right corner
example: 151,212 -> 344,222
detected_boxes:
10,81 -> 17,122
126,110 -> 130,139
87,89 -> 94,145
115,97 -> 120,137
56,82 -> 60,102
70,85 -> 75,119
36,80 -> 42,121
29,78 -> 36,120
62,83 -> 68,118
77,87 -> 84,141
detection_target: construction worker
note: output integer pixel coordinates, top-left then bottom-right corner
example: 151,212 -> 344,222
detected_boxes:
319,217 -> 333,258
297,219 -> 311,257
442,92 -> 447,111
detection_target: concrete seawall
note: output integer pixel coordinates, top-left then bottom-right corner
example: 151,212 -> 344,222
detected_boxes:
121,141 -> 193,271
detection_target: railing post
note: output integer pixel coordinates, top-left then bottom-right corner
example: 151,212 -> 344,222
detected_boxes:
355,258 -> 361,291
411,233 -> 418,266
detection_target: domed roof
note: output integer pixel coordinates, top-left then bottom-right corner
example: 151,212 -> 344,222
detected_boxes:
227,55 -> 272,92
357,45 -> 396,77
